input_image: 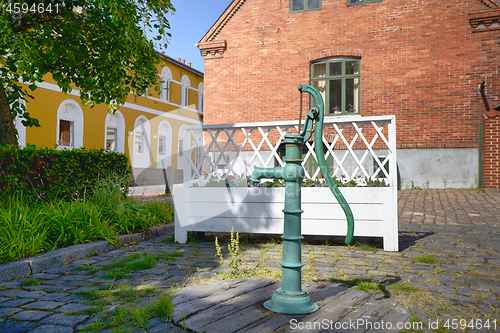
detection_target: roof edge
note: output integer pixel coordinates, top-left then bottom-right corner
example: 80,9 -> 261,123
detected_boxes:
156,51 -> 204,77
199,0 -> 246,43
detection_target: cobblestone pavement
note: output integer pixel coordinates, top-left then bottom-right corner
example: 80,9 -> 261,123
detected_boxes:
0,189 -> 499,332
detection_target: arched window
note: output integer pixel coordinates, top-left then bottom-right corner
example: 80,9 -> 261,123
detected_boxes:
197,82 -> 204,113
133,116 -> 151,168
161,67 -> 172,102
104,110 -> 125,153
56,100 -> 84,149
157,121 -> 172,169
181,75 -> 190,107
310,57 -> 361,115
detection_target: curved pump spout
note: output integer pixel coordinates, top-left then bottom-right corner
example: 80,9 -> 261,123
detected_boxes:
249,166 -> 284,183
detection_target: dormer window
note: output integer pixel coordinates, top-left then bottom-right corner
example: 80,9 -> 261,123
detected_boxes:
290,0 -> 321,13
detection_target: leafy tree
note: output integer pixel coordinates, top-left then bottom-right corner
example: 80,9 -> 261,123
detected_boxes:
0,0 -> 175,146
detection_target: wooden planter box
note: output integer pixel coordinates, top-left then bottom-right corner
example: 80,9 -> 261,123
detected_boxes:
174,184 -> 398,251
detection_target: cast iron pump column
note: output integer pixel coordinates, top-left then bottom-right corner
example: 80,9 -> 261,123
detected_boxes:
249,84 -> 355,315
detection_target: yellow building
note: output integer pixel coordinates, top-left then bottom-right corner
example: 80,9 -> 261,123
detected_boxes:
14,53 -> 204,188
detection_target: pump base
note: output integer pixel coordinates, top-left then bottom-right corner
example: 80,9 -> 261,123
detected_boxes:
264,288 -> 318,314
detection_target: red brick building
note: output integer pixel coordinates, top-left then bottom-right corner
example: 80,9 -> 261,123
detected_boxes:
198,0 -> 500,188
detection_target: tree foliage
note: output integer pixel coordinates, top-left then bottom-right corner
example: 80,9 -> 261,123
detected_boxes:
0,0 -> 175,145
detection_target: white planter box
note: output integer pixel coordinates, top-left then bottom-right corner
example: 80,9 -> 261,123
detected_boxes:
174,185 -> 398,251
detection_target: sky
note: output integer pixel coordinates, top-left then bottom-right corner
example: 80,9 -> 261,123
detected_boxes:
149,0 -> 234,73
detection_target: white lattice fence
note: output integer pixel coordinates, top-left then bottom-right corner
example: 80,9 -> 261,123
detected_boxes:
176,115 -> 399,251
183,115 -> 397,186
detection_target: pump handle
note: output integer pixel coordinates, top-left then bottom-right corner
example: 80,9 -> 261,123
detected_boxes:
298,84 -> 354,244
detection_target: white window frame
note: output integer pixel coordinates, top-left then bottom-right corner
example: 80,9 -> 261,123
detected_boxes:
157,120 -> 172,169
181,75 -> 190,107
197,82 -> 204,114
104,110 -> 125,153
133,115 -> 151,168
56,99 -> 84,149
161,67 -> 173,102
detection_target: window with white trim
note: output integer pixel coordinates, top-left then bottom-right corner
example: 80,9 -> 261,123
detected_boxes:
161,67 -> 172,102
56,100 -> 84,149
197,82 -> 204,113
159,136 -> 167,156
311,57 -> 361,115
59,120 -> 74,147
104,111 -> 125,153
135,128 -> 145,153
181,75 -> 190,107
106,127 -> 117,151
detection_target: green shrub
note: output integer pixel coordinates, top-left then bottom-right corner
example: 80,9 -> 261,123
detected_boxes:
0,144 -> 130,201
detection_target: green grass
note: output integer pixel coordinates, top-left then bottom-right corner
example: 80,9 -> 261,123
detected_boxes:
353,242 -> 379,251
75,252 -> 183,281
389,284 -> 421,293
0,175 -> 175,263
78,284 -> 175,333
414,255 -> 441,264
151,292 -> 175,321
330,277 -> 390,297
20,279 -> 40,287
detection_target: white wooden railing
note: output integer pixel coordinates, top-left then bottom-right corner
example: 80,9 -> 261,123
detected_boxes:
182,115 -> 397,186
176,115 -> 399,251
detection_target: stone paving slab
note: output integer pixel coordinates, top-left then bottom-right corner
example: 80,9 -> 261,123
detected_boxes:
0,189 -> 498,332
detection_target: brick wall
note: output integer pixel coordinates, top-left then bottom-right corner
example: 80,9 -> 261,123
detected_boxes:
201,0 -> 500,150
483,118 -> 500,188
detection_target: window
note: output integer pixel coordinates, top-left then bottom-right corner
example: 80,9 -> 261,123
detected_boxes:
164,79 -> 170,101
311,57 -> 360,115
133,116 -> 151,169
59,120 -> 74,147
157,121 -> 172,169
161,67 -> 172,102
183,86 -> 189,106
106,127 -> 117,151
181,75 -> 191,107
197,83 -> 204,113
158,136 -> 166,155
347,0 -> 382,6
56,99 -> 83,149
104,111 -> 125,153
290,0 -> 321,13
178,138 -> 183,157
135,130 -> 144,153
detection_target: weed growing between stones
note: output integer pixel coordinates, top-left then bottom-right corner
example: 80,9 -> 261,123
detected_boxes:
20,279 -> 39,287
162,233 -> 175,244
74,251 -> 183,280
213,229 -> 282,280
151,292 -> 174,321
330,277 -> 391,298
353,242 -> 379,252
215,227 -> 241,276
389,284 -> 422,294
78,284 -> 176,332
414,255 -> 441,264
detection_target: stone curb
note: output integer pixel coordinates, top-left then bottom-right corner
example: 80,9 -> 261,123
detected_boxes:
0,223 -> 174,283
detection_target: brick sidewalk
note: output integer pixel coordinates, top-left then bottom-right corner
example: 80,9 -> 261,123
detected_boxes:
0,189 -> 498,332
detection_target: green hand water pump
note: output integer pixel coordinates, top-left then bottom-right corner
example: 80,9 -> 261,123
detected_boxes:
249,84 -> 354,314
